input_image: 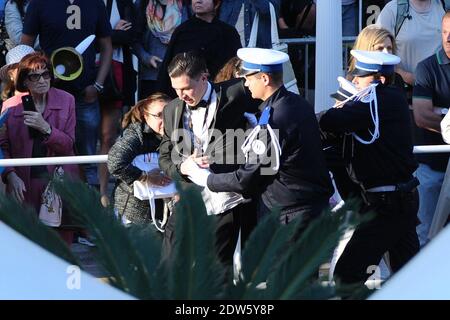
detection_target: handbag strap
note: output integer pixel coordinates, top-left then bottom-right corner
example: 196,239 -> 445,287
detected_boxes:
269,3 -> 280,46
248,3 -> 280,48
248,8 -> 259,47
146,180 -> 165,233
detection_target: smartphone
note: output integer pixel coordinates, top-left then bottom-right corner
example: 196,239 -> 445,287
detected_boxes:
21,95 -> 40,138
22,94 -> 36,112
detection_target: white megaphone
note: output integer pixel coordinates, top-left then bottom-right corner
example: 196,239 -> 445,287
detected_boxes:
51,35 -> 96,81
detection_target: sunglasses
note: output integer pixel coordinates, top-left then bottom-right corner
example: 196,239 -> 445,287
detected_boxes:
144,111 -> 163,119
27,71 -> 51,82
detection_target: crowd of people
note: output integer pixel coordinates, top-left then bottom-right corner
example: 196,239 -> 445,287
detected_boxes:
0,0 -> 449,289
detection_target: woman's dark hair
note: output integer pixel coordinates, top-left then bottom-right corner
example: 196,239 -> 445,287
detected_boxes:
1,68 -> 16,100
10,0 -> 27,18
122,92 -> 171,129
15,52 -> 54,93
214,56 -> 241,83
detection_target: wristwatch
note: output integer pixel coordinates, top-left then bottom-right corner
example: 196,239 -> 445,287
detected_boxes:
43,125 -> 52,138
93,81 -> 104,93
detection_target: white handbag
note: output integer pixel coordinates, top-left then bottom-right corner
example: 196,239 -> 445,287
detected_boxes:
248,3 -> 299,94
132,153 -> 177,232
38,166 -> 64,227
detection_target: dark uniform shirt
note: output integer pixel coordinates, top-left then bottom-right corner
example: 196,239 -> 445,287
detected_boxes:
413,48 -> 450,172
320,83 -> 417,190
207,86 -> 333,212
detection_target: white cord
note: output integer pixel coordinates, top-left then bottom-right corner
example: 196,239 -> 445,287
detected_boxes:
331,82 -> 380,145
240,121 -> 282,171
352,83 -> 380,144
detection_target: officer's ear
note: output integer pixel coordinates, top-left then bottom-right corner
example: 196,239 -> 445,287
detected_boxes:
379,75 -> 386,84
260,73 -> 271,86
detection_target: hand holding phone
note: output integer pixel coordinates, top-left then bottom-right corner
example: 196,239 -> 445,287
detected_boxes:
21,95 -> 40,139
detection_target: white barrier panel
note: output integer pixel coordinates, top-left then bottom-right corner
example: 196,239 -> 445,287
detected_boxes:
0,222 -> 133,300
369,223 -> 450,300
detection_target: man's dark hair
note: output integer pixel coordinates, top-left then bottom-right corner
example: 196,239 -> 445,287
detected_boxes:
268,71 -> 284,86
167,51 -> 208,79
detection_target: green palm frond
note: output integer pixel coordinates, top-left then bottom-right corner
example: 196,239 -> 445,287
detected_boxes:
167,182 -> 226,300
294,282 -> 336,300
0,193 -> 78,265
263,201 -> 362,300
228,209 -> 303,299
54,178 -> 160,299
0,173 -> 370,300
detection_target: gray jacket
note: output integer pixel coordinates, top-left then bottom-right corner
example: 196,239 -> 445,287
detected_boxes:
108,121 -> 163,224
4,0 -> 38,48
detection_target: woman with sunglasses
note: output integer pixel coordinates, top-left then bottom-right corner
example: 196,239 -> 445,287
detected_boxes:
108,93 -> 173,225
0,52 -> 79,244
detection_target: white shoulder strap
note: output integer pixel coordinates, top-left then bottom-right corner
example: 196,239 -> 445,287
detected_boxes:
269,2 -> 280,46
248,9 -> 259,47
248,2 -> 279,48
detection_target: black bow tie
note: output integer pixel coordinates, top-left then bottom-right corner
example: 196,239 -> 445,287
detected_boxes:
190,100 -> 208,111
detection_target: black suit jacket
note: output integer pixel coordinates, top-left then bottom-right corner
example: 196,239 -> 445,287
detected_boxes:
159,78 -> 259,187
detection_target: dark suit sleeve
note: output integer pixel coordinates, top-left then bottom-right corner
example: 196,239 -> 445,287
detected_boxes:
158,104 -> 191,182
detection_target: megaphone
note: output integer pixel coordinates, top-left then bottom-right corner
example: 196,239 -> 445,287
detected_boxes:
51,35 -> 96,81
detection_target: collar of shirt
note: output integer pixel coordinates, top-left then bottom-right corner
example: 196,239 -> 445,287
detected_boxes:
185,82 -> 218,153
437,48 -> 450,65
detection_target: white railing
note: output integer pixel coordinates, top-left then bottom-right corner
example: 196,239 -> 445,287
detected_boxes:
0,145 -> 449,167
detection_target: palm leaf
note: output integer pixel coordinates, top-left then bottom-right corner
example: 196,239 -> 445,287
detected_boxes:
54,178 -> 160,299
0,193 -> 78,265
167,183 -> 226,299
294,281 -> 336,300
263,200 -> 362,299
228,209 -> 303,299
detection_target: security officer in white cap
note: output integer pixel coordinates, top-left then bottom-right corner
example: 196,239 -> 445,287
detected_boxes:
184,47 -> 333,230
319,50 -> 420,286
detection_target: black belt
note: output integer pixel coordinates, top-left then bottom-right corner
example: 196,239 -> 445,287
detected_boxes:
362,190 -> 416,206
362,177 -> 419,206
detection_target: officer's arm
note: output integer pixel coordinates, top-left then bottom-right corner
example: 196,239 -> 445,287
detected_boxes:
207,129 -> 275,194
318,101 -> 373,133
207,163 -> 262,195
158,107 -> 191,182
412,98 -> 442,133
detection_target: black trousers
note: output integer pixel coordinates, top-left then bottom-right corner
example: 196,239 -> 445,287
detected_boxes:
258,198 -> 328,243
334,189 -> 420,285
161,203 -> 252,265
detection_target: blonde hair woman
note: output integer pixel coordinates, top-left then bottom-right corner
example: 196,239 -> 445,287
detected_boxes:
348,25 -> 397,75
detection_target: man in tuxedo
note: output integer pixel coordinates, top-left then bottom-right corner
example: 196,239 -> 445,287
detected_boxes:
158,51 -> 259,264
